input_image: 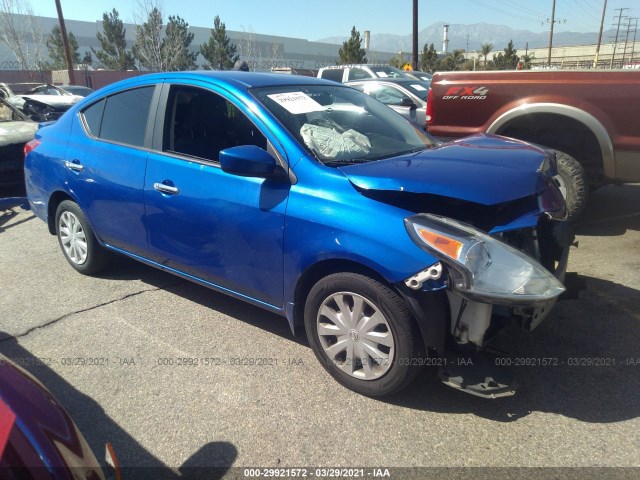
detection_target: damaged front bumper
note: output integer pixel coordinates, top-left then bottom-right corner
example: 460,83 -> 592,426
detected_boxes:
400,216 -> 575,399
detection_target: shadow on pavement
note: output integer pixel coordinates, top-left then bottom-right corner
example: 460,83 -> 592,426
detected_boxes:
108,249 -> 640,425
384,275 -> 640,423
0,336 -> 238,479
95,253 -> 308,348
0,207 -> 33,233
574,184 -> 640,236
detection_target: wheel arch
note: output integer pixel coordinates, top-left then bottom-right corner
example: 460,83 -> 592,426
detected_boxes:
291,259 -> 386,330
487,103 -> 615,182
47,191 -> 76,235
289,258 -> 447,356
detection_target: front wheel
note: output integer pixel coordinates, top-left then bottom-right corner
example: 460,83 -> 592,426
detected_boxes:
304,273 -> 422,396
554,151 -> 588,222
55,200 -> 109,275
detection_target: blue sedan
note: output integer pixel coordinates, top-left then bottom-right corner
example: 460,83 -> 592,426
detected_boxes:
25,72 -> 570,397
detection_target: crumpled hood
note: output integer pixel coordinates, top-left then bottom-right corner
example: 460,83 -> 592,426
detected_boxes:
339,134 -> 553,205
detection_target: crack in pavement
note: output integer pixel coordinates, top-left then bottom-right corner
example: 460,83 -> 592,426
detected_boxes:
0,280 -> 186,343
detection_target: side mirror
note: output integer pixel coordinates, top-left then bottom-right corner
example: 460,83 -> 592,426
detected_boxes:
219,145 -> 279,178
400,97 -> 417,109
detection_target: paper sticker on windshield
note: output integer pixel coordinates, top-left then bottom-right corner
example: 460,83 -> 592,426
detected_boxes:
377,72 -> 389,78
411,84 -> 427,91
267,92 -> 322,114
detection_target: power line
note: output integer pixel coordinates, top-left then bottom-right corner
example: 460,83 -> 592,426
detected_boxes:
464,0 -> 542,24
495,0 -> 547,18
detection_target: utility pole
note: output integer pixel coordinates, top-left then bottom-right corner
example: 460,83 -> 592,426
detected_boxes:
631,19 -> 638,65
466,35 -> 470,53
547,0 -> 556,66
54,0 -> 75,84
622,16 -> 633,66
412,0 -> 418,69
593,0 -> 608,68
610,8 -> 629,69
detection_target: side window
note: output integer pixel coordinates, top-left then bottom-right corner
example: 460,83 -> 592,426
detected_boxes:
163,85 -> 267,162
81,99 -> 105,137
320,69 -> 343,82
348,68 -> 371,81
99,86 -> 154,147
370,85 -> 406,105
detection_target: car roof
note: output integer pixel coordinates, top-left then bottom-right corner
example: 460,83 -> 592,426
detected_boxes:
345,77 -> 426,86
112,71 -> 338,92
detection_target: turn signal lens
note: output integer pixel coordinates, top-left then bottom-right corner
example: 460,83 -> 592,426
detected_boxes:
417,228 -> 462,259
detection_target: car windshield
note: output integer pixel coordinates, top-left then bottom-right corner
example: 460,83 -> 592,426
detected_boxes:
252,84 -> 434,166
401,82 -> 429,102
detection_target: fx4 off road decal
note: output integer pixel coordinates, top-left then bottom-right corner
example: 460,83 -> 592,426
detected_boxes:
442,86 -> 489,100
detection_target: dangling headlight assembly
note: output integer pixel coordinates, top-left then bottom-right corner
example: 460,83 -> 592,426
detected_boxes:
405,213 -> 565,305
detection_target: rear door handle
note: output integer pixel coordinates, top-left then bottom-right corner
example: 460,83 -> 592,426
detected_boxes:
153,182 -> 179,195
65,160 -> 84,172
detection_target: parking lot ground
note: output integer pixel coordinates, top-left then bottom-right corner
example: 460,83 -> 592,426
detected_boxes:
0,185 -> 639,478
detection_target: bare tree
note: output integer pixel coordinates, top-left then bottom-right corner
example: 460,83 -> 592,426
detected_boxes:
270,40 -> 283,66
239,26 -> 256,68
133,0 -> 164,71
0,0 -> 45,71
132,0 -> 196,71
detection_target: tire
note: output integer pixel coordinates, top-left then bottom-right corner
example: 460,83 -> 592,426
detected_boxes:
55,200 -> 109,275
304,272 -> 423,397
554,151 -> 588,222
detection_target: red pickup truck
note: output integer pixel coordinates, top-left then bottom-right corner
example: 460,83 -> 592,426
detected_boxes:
426,70 -> 640,219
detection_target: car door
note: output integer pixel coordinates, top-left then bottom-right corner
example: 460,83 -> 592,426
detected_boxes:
65,84 -> 159,257
143,82 -> 288,308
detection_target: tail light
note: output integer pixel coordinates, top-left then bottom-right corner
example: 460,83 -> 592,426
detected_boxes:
24,138 -> 41,158
426,88 -> 433,127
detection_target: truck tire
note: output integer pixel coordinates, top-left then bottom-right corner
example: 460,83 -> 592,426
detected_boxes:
555,151 -> 588,222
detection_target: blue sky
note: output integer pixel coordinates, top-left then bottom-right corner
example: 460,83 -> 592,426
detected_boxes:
33,0 -> 632,40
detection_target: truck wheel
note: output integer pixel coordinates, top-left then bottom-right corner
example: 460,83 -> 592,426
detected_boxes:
304,272 -> 423,397
554,151 -> 588,222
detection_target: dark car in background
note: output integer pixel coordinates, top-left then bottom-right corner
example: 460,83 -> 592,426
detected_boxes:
346,78 -> 430,129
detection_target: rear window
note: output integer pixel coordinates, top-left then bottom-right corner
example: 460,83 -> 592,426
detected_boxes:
81,86 -> 154,147
347,68 -> 371,81
320,69 -> 344,82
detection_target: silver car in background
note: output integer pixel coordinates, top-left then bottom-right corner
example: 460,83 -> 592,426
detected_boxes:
346,78 -> 429,129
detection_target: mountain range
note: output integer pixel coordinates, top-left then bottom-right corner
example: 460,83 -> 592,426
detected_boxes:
318,22 -> 617,53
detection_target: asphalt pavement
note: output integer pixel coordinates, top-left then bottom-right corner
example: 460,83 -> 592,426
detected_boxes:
0,184 -> 639,479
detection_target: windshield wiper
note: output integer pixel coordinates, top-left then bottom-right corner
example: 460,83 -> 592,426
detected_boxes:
323,158 -> 371,166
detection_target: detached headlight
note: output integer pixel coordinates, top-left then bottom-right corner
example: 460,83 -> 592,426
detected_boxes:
405,213 -> 565,305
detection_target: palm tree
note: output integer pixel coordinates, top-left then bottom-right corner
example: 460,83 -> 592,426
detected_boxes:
481,43 -> 493,69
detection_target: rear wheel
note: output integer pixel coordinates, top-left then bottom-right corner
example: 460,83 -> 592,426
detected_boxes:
55,200 -> 109,275
304,272 -> 422,396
